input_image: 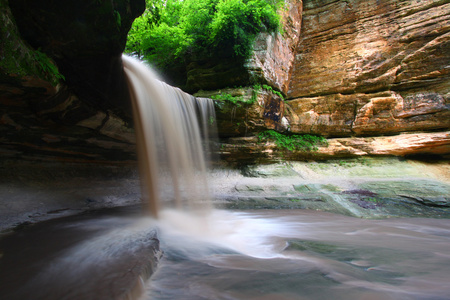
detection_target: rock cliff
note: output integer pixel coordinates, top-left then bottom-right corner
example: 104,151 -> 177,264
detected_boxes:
0,0 -> 144,162
0,0 -> 449,163
212,0 -> 450,162
286,0 -> 450,137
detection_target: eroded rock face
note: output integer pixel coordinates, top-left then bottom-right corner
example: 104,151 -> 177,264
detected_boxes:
219,131 -> 450,164
289,0 -> 450,97
196,87 -> 288,138
0,0 -> 143,162
9,0 -> 145,117
285,0 -> 450,136
245,0 -> 303,94
286,91 -> 450,136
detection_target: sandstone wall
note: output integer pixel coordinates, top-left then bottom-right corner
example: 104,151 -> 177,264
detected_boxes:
285,0 -> 450,137
245,0 -> 303,94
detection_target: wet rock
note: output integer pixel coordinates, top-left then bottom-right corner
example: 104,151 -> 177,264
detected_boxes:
197,87 -> 288,138
242,163 -> 300,178
213,159 -> 450,218
0,210 -> 161,300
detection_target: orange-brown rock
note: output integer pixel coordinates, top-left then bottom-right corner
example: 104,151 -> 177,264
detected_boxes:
284,0 -> 450,137
219,131 -> 450,164
285,91 -> 450,136
195,87 -> 288,138
288,0 -> 450,98
246,0 -> 303,94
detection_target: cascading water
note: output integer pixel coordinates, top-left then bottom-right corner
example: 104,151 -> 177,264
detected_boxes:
122,55 -> 215,217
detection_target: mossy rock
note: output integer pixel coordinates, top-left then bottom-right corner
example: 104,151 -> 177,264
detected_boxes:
242,163 -> 300,178
358,180 -> 450,199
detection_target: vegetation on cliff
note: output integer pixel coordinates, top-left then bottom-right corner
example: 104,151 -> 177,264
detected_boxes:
0,0 -> 63,85
125,0 -> 283,70
258,130 -> 328,152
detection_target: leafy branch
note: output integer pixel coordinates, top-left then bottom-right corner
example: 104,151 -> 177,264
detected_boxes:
125,0 -> 284,69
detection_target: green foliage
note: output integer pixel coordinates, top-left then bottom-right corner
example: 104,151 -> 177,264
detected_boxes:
259,130 -> 328,152
211,90 -> 255,105
365,197 -> 379,203
33,49 -> 65,84
252,83 -> 285,102
114,10 -> 121,28
262,84 -> 284,101
125,0 -> 283,69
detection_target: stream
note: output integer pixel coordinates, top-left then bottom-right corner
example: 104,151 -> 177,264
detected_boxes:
2,208 -> 449,300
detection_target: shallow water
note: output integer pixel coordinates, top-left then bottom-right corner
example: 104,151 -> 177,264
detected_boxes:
1,208 -> 449,300
146,210 -> 450,300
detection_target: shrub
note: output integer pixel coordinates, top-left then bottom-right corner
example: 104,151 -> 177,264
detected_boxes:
125,0 -> 283,69
258,130 -> 328,152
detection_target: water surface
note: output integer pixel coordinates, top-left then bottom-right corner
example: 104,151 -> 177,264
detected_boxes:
146,209 -> 450,300
1,208 -> 449,300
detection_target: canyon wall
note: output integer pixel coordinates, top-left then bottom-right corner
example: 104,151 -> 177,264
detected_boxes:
1,0 -> 449,162
0,0 -> 144,162
285,0 -> 450,137
214,0 -> 450,161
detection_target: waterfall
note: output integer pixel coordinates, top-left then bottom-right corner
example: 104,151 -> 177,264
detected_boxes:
122,55 -> 215,217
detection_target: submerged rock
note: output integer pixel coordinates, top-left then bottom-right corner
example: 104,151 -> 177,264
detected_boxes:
213,159 -> 450,218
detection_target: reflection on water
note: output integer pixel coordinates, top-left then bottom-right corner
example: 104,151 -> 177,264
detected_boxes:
146,210 -> 450,300
1,209 -> 449,300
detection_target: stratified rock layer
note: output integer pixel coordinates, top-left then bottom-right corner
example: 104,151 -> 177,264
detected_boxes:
219,131 -> 450,164
286,91 -> 450,137
245,0 -> 303,94
0,0 -> 143,162
286,0 -> 450,136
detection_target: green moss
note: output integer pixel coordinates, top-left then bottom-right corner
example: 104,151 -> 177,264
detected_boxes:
211,89 -> 255,106
32,49 -> 65,84
0,1 -> 63,85
258,130 -> 328,152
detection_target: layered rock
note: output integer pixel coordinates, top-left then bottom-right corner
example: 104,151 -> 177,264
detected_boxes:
0,0 -> 144,162
286,90 -> 450,137
196,87 -> 288,138
219,131 -> 450,164
211,0 -> 450,162
285,0 -> 450,136
244,0 -> 303,94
